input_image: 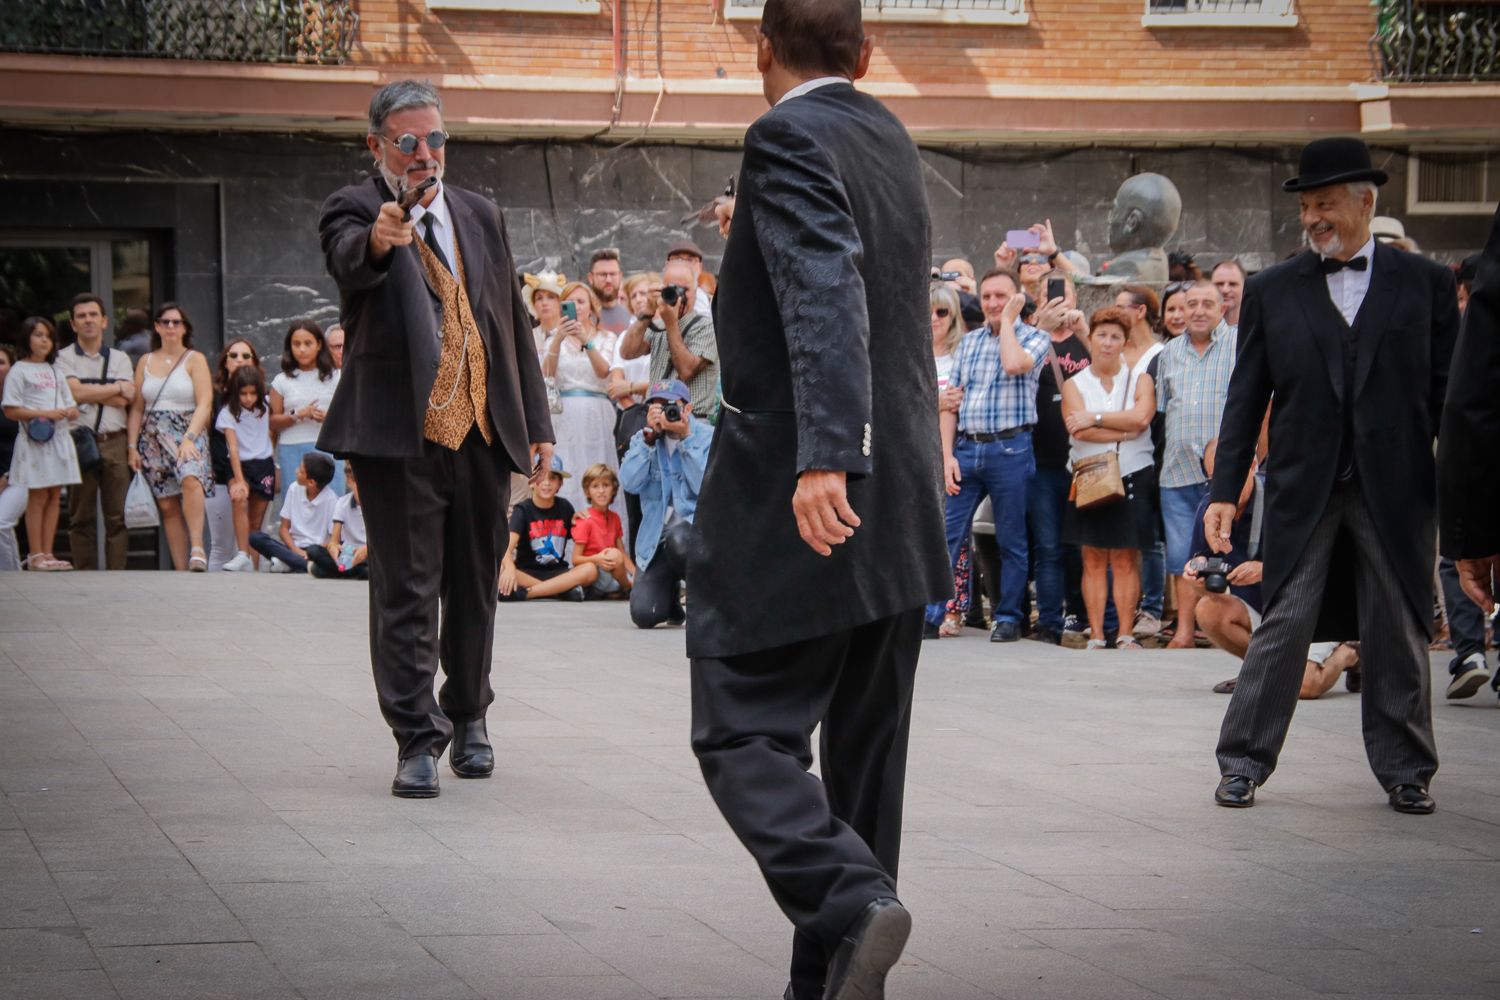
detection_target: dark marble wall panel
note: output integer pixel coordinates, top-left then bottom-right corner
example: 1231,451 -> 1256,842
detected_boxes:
2,128 -> 1491,365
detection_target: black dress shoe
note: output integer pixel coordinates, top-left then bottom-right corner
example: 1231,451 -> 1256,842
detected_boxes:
392,754 -> 440,798
824,898 -> 910,1000
1029,628 -> 1062,646
922,620 -> 941,640
1215,774 -> 1256,807
1388,784 -> 1435,814
989,620 -> 1020,643
450,719 -> 494,778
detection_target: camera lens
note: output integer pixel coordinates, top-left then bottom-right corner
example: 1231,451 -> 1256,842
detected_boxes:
663,403 -> 682,423
661,285 -> 680,306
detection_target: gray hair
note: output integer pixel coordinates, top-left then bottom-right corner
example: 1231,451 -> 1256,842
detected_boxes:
1347,181 -> 1379,217
368,80 -> 442,135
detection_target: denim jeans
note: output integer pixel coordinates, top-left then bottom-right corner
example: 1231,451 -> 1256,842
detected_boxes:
1139,538 -> 1166,619
927,433 -> 1035,626
1160,481 -> 1210,577
1027,464 -> 1071,633
1439,557 -> 1489,675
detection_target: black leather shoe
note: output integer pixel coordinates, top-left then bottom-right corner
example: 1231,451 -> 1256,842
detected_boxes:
825,898 -> 910,1000
450,719 -> 494,778
922,620 -> 941,640
1215,774 -> 1256,807
989,620 -> 1020,643
1388,784 -> 1435,814
1029,628 -> 1062,646
392,755 -> 440,798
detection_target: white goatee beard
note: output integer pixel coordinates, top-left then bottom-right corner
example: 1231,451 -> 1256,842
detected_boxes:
1307,228 -> 1344,258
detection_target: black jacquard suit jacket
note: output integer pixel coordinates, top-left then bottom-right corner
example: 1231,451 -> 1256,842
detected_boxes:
1210,243 -> 1459,639
316,177 -> 553,468
685,83 -> 951,659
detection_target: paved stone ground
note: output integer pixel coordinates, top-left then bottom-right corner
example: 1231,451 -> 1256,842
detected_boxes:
3,572 -> 1500,1000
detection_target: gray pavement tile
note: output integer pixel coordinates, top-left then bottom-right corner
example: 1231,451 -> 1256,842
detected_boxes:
459,975 -> 653,1000
96,942 -> 300,1000
0,969 -> 119,1000
418,933 -> 617,981
52,870 -> 249,948
0,831 -> 46,876
0,926 -> 97,973
33,830 -> 191,874
250,916 -> 479,998
0,876 -> 76,929
214,880 -> 386,924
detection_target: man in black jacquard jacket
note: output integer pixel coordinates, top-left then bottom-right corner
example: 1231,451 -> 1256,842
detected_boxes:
684,1 -> 950,997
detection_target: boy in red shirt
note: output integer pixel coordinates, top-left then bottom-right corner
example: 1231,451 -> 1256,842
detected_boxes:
571,463 -> 635,598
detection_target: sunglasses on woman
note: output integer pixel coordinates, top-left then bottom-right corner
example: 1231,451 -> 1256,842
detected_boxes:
932,308 -> 951,318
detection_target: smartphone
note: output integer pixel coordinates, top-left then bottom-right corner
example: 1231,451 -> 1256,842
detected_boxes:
1006,228 -> 1042,250
939,271 -> 963,282
560,300 -> 577,322
1046,276 -> 1067,302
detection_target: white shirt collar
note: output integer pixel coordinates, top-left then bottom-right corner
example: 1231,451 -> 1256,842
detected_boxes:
408,184 -> 449,233
1320,234 -> 1376,267
776,76 -> 849,106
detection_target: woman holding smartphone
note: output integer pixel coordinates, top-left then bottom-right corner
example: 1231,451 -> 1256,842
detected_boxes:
541,280 -> 617,514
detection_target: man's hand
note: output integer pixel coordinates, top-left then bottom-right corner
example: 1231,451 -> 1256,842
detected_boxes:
661,410 -> 691,440
606,377 -> 635,403
1034,296 -> 1068,333
1204,502 -> 1237,555
939,386 -> 964,414
1456,555 -> 1499,612
528,442 -> 555,484
118,382 -> 137,404
656,298 -> 682,330
369,201 -> 415,261
793,469 -> 860,557
1001,291 -> 1026,325
645,403 -> 667,434
943,453 -> 962,496
1227,561 -> 1263,586
714,196 -> 736,239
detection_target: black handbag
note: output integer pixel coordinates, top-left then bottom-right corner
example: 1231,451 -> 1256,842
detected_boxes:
69,349 -> 111,471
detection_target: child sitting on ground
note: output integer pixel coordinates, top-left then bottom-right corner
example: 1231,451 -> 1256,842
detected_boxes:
306,461 -> 367,579
498,455 -> 598,602
249,451 -> 337,573
571,463 -> 634,598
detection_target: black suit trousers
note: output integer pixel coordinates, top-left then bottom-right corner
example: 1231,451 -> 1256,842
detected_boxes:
690,609 -> 923,996
352,428 -> 506,759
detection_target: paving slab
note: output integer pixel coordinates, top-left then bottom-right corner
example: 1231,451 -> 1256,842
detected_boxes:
1,571 -> 1498,999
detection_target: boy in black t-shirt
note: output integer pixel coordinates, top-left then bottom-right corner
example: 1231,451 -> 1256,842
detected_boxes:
498,456 -> 599,602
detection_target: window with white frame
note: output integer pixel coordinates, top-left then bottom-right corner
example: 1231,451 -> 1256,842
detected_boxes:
427,0 -> 600,14
1407,150 -> 1496,216
725,0 -> 1027,26
1141,0 -> 1297,28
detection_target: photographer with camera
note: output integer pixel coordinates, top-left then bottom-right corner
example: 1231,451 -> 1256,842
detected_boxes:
616,259 -> 719,424
620,379 -> 712,629
1188,440 -> 1359,699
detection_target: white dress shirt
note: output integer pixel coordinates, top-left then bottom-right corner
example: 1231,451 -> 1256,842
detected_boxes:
775,76 -> 849,106
408,185 -> 458,274
1323,235 -> 1375,327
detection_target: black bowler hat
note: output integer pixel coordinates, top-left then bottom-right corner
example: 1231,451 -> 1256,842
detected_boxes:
1282,137 -> 1389,192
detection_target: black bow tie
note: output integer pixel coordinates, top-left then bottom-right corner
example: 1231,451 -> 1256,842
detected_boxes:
1319,255 -> 1369,275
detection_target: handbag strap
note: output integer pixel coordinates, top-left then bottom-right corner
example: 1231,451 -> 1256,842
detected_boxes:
1046,344 -> 1066,396
92,347 -> 110,432
146,351 -> 189,415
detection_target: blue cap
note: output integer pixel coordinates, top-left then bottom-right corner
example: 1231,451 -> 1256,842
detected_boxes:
646,379 -> 690,404
547,453 -> 571,478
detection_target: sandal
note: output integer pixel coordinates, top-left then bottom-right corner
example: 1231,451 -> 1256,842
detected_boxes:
1115,636 -> 1143,650
938,614 -> 963,638
33,554 -> 72,572
189,547 -> 208,572
1085,638 -> 1109,650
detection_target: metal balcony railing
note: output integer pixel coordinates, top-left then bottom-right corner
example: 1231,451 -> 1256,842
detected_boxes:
0,0 -> 358,65
727,0 -> 1025,14
1147,0 -> 1275,12
1372,0 -> 1500,81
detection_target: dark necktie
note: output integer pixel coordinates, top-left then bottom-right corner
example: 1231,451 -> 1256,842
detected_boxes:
421,215 -> 452,274
1318,255 -> 1368,275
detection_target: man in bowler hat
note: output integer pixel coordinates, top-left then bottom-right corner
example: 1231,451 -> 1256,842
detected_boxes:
1206,136 -> 1459,813
684,0 -> 951,995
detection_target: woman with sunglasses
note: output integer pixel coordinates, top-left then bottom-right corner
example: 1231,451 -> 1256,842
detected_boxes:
205,339 -> 263,570
127,303 -> 215,571
930,283 -> 980,636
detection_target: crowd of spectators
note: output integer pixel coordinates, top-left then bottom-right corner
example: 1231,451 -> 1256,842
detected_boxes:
1,223 -> 1491,695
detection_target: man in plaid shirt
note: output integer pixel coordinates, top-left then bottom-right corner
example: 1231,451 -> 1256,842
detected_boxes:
1156,280 -> 1237,648
928,267 -> 1065,642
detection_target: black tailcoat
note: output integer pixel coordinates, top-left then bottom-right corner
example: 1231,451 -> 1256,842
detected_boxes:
1438,205 -> 1500,559
685,84 -> 951,659
1211,243 -> 1459,638
316,177 -> 553,467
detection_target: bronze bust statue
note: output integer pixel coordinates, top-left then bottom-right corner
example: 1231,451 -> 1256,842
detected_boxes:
1104,173 -> 1182,282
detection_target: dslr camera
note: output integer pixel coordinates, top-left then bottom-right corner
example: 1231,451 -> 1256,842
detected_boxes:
1198,556 -> 1232,594
662,401 -> 683,423
660,283 -> 689,308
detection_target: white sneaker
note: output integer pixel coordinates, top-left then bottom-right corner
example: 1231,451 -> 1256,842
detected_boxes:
268,557 -> 291,574
1134,612 -> 1163,638
1446,653 -> 1491,700
222,551 -> 254,573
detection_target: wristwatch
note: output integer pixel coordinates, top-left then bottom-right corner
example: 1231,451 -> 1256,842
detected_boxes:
1047,250 -> 1060,262
1093,412 -> 1102,427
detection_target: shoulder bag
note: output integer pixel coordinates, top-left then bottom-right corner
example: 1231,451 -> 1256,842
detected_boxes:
69,348 -> 109,471
1068,366 -> 1126,509
24,370 -> 60,444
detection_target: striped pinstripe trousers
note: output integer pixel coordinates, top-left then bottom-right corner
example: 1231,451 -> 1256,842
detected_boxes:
1217,479 -> 1438,791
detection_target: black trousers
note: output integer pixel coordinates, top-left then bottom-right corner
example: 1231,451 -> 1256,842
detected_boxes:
630,519 -> 692,629
351,429 -> 507,760
690,608 -> 924,999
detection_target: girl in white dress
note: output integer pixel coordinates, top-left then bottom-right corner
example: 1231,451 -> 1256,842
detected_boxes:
541,282 -> 621,515
1,317 -> 81,571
